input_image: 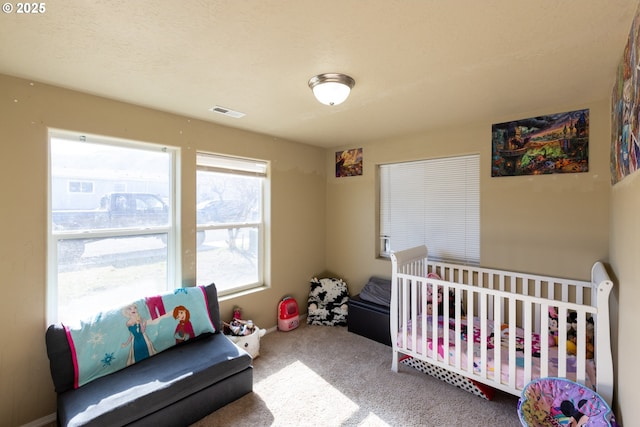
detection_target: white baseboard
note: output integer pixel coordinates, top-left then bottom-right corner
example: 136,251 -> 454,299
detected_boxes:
21,412 -> 55,427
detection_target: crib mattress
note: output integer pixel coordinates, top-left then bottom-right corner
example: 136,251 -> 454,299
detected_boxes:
348,295 -> 391,346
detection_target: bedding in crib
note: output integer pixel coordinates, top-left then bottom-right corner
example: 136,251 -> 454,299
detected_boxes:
397,315 -> 597,391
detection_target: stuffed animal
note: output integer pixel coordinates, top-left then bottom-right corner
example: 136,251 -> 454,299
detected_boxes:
565,311 -> 595,359
548,307 -> 559,346
425,273 -> 443,315
425,272 -> 463,317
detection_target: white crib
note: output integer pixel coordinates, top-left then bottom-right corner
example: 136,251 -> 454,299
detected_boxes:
390,245 -> 614,406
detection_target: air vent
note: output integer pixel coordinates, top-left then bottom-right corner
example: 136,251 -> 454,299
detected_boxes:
208,105 -> 245,118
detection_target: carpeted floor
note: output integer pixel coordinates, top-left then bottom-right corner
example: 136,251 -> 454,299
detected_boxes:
191,322 -> 521,426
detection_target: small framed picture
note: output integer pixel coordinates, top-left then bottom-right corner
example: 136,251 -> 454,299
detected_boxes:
335,148 -> 363,177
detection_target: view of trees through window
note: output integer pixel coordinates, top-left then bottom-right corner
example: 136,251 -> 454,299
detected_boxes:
196,153 -> 266,295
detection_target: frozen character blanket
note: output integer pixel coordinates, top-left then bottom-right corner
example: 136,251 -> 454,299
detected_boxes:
64,286 -> 215,388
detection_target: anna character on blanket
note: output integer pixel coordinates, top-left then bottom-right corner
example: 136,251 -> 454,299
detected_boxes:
173,305 -> 195,344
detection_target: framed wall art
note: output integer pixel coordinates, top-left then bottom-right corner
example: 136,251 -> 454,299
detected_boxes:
491,109 -> 589,177
611,10 -> 640,185
335,148 -> 363,177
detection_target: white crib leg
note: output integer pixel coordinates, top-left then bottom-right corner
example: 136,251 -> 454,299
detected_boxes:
392,350 -> 399,372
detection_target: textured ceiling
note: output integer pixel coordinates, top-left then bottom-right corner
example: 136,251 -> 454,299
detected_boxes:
1,1 -> 637,148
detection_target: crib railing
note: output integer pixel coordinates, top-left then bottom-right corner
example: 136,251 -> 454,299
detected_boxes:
425,261 -> 594,335
390,245 -> 614,405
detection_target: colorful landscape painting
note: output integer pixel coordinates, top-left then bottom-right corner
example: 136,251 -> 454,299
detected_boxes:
491,109 -> 589,177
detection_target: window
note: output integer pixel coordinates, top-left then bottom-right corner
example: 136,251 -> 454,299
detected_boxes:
68,181 -> 94,193
379,154 -> 480,264
196,153 -> 267,295
48,131 -> 178,324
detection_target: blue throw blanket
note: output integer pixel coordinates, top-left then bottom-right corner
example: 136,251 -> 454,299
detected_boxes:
64,286 -> 216,388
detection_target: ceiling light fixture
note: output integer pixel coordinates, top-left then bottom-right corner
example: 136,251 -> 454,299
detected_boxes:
308,73 -> 355,106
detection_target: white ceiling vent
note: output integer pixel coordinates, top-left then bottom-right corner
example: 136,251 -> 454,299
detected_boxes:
208,105 -> 245,118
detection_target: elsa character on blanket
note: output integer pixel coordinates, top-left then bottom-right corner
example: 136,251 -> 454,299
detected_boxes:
121,303 -> 157,365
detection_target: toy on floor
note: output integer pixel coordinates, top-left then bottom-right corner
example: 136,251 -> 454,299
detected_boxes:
278,296 -> 300,331
223,306 -> 265,337
518,377 -> 615,426
223,307 -> 266,358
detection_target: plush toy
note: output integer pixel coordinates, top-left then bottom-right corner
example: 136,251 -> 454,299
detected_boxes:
224,318 -> 266,338
425,272 -> 463,317
586,318 -> 595,359
425,301 -> 434,315
565,312 -> 595,359
566,327 -> 578,355
425,273 -> 443,315
548,307 -> 559,346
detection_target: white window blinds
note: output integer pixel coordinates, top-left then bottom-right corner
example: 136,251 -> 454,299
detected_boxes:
379,154 -> 480,264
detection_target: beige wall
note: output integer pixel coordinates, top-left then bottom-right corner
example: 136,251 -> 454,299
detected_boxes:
326,100 -> 611,290
0,73 -> 326,426
609,171 -> 640,425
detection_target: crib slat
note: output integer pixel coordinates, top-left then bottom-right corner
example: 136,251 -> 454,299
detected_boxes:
411,279 -> 418,357
493,295 -> 502,386
576,313 -> 586,385
540,303 -> 550,379
557,307 -> 568,377
454,288 -> 462,370
466,290 -> 474,374
507,297 -> 517,390
523,301 -> 533,385
429,280 -> 437,360
547,280 -> 554,301
421,279 -> 428,360
533,279 -> 541,334
402,277 -> 410,355
442,281 -> 450,365
479,293 -> 488,379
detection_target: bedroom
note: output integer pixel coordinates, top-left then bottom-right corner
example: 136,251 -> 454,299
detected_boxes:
1,1 -> 639,426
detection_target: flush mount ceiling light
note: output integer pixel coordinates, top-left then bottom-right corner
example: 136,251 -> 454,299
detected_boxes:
308,73 -> 355,106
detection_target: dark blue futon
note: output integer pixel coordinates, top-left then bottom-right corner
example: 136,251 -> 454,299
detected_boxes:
45,284 -> 252,426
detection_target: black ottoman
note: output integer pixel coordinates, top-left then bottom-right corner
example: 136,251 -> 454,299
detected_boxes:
347,294 -> 391,346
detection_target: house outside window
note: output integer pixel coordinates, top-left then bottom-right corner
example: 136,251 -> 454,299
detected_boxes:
379,154 -> 480,265
68,181 -> 94,193
48,131 -> 178,324
196,152 -> 268,295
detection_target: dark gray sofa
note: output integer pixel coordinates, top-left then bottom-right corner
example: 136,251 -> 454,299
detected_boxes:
45,284 -> 253,427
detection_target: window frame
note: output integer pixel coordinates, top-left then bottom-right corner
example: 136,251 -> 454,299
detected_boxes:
46,130 -> 180,324
195,152 -> 268,296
